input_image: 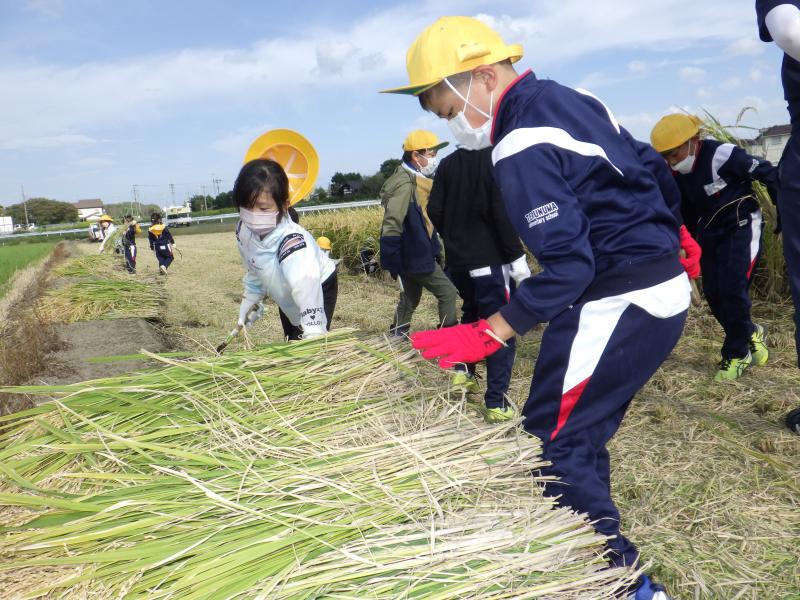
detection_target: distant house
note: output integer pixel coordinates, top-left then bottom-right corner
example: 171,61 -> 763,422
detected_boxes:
742,125 -> 792,163
72,199 -> 104,221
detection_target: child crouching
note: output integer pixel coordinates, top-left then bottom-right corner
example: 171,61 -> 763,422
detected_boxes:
234,159 -> 337,340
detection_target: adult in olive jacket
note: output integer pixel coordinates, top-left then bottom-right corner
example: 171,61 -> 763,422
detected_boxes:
380,130 -> 457,336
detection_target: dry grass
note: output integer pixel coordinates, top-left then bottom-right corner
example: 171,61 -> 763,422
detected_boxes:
158,231 -> 800,599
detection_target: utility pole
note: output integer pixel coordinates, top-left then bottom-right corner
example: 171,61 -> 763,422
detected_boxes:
212,177 -> 222,196
169,183 -> 175,208
132,184 -> 140,217
20,185 -> 29,227
201,185 -> 208,212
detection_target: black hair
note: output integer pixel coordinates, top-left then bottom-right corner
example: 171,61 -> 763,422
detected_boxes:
150,212 -> 162,224
418,59 -> 514,112
233,159 -> 290,218
402,148 -> 435,165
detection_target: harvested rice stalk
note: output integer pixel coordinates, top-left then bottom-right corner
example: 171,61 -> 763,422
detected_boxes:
52,254 -> 126,280
0,331 -> 639,598
37,280 -> 162,322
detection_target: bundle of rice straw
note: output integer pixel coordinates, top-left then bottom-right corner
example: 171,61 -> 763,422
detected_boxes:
0,331 -> 638,598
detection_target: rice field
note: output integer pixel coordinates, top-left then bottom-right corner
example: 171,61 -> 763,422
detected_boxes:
0,242 -> 55,297
1,226 -> 798,598
153,231 -> 798,599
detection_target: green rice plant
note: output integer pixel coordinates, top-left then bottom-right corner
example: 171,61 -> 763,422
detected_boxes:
0,331 -> 638,598
37,279 -> 163,322
0,242 -> 55,297
701,110 -> 788,301
303,207 -> 382,272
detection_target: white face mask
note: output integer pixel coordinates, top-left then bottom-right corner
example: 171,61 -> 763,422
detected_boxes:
445,75 -> 494,150
418,153 -> 440,177
240,207 -> 278,236
672,140 -> 697,174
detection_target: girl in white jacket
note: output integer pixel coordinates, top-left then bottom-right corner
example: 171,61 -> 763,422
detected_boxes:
234,159 -> 338,340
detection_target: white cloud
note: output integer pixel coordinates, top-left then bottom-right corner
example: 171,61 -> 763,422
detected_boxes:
679,67 -> 706,84
750,67 -> 763,82
697,87 -> 713,99
209,123 -> 274,156
726,36 -> 764,56
73,156 -> 115,168
0,0 -> 771,171
628,61 -> 649,74
721,77 -> 743,90
0,132 -> 104,150
315,40 -> 358,75
24,0 -> 63,18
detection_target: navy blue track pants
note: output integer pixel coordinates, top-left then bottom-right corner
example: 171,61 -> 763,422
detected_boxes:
523,273 -> 689,568
123,244 -> 136,273
698,209 -> 762,360
450,265 -> 516,409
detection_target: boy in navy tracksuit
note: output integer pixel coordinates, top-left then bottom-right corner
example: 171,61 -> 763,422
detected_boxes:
427,147 -> 530,423
121,215 -> 140,274
384,16 -> 691,599
148,212 -> 175,275
757,0 -> 800,433
651,114 -> 777,381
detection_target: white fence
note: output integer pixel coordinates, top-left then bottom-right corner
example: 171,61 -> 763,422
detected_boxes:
0,200 -> 381,241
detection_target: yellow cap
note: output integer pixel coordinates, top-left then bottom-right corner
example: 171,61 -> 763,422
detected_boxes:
402,130 -> 449,152
244,129 -> 320,206
650,114 -> 704,153
316,236 -> 331,251
382,16 -> 523,95
98,214 -> 114,223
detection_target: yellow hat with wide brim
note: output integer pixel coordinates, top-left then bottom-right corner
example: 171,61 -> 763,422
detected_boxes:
316,236 -> 331,251
651,114 -> 704,153
381,16 -> 523,96
402,130 -> 449,152
244,129 -> 320,206
98,214 -> 114,223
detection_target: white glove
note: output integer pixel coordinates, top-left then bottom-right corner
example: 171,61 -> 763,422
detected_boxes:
509,255 -> 531,285
238,297 -> 264,328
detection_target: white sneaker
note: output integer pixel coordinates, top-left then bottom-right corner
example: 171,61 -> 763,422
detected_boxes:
159,265 -> 168,275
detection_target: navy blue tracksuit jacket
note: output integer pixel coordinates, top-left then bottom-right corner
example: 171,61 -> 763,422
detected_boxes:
488,70 -> 691,569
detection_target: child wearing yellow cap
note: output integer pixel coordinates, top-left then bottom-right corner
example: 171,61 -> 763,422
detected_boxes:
651,113 -> 778,382
379,129 -> 458,336
384,16 -> 691,600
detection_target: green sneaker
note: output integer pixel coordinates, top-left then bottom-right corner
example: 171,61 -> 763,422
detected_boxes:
483,406 -> 517,424
713,353 -> 752,382
749,324 -> 769,366
452,372 -> 480,394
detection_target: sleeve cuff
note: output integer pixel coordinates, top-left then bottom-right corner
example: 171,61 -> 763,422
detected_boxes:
499,299 -> 539,336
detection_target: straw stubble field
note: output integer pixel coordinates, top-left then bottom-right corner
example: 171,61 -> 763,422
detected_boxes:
159,223 -> 799,599
1,213 -> 799,598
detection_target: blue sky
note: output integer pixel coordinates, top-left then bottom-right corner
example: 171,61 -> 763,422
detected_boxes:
0,0 -> 790,208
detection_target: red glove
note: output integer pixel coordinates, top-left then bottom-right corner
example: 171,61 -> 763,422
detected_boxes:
678,225 -> 701,279
410,319 -> 504,369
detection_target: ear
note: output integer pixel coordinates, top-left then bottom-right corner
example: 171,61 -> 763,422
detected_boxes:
472,65 -> 499,92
